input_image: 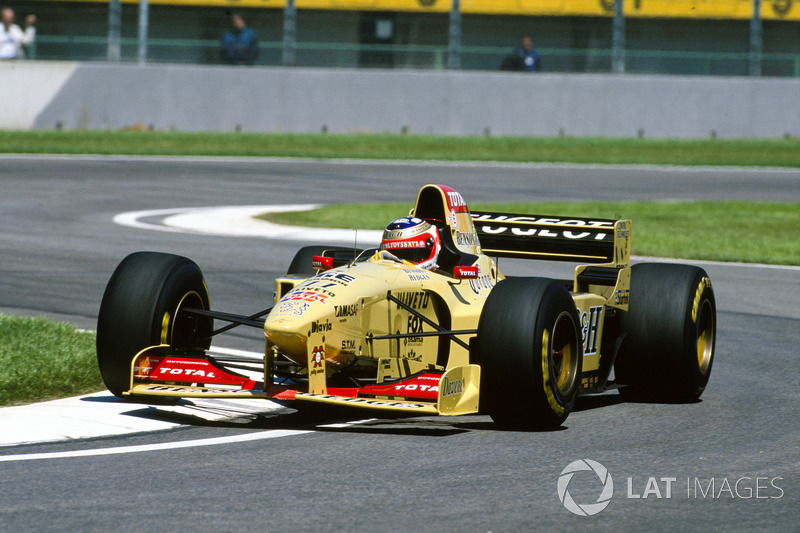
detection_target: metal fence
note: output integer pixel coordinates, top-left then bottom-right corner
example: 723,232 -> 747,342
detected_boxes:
29,36 -> 800,77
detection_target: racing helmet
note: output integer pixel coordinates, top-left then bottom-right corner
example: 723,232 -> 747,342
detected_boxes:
380,217 -> 441,270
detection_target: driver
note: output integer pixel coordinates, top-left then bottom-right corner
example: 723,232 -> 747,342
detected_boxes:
379,217 -> 441,270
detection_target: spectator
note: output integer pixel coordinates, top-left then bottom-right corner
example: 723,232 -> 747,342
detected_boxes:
0,7 -> 36,60
515,34 -> 541,72
221,13 -> 257,66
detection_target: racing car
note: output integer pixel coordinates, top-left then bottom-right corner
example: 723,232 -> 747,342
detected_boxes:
96,184 -> 716,429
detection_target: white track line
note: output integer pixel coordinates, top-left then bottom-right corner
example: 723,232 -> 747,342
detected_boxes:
0,429 -> 311,462
0,418 -> 378,463
3,153 -> 798,173
114,204 -> 383,245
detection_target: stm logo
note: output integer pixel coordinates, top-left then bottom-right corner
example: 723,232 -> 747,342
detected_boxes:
557,459 -> 614,516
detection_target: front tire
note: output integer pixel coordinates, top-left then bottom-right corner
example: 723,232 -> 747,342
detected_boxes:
477,278 -> 582,430
96,252 -> 212,399
615,263 -> 716,402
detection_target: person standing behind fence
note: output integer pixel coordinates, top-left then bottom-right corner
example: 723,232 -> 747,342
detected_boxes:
0,7 -> 36,60
221,13 -> 258,66
515,34 -> 540,72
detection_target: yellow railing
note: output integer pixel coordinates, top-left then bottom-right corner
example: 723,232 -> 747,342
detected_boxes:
34,0 -> 800,20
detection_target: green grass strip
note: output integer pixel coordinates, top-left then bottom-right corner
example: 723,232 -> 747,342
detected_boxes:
0,314 -> 102,407
260,201 -> 800,266
1,130 -> 799,167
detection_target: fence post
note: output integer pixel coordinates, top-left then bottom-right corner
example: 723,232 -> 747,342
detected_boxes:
447,0 -> 461,70
108,0 -> 121,62
283,0 -> 296,66
612,0 -> 625,73
749,0 -> 762,76
138,0 -> 149,65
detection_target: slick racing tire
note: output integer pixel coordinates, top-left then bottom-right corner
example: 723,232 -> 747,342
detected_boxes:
477,278 -> 582,430
96,252 -> 212,400
615,263 -> 716,402
286,245 -> 355,276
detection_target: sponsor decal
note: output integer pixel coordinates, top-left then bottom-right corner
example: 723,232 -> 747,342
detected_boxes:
445,190 -> 469,213
334,303 -> 359,318
311,346 -> 324,368
395,291 -> 430,310
156,367 -> 217,378
383,239 -> 427,250
394,382 -> 438,393
341,339 -> 357,353
406,315 -> 424,345
599,0 -> 615,13
456,231 -> 480,247
772,0 -> 792,16
404,348 -> 422,361
315,271 -> 356,285
145,357 -> 252,386
472,214 -> 613,241
579,306 -> 603,356
440,376 -> 464,397
143,385 -> 252,394
613,290 -> 629,306
469,273 -> 496,294
311,320 -> 332,333
447,212 -> 458,229
276,301 -> 310,317
403,268 -> 430,282
299,393 -> 430,409
281,291 -> 330,304
291,273 -> 355,299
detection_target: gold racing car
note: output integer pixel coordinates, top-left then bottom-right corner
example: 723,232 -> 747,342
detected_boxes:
96,184 -> 716,429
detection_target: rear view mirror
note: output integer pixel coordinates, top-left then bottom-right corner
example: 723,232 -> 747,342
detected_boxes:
312,255 -> 334,271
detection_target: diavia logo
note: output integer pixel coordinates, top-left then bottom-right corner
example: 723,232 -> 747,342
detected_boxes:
557,459 -> 614,516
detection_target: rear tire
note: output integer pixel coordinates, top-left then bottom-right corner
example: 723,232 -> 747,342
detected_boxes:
477,278 -> 582,430
96,252 -> 212,400
615,263 -> 716,402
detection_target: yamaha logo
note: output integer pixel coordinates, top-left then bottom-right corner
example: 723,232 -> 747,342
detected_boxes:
557,459 -> 614,516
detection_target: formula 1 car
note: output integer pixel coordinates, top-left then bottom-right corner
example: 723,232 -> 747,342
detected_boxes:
96,184 -> 716,429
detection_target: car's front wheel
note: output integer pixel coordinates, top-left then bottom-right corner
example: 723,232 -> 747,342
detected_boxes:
96,252 -> 212,400
477,277 -> 582,430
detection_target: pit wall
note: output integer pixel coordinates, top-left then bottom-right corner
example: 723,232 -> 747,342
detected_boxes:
3,61 -> 798,138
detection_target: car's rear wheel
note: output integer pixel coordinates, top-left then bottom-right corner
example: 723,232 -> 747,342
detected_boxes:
477,278 -> 582,430
614,263 -> 716,402
96,252 -> 212,400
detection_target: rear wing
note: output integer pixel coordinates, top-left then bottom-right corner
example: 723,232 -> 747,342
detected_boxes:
471,212 -> 631,267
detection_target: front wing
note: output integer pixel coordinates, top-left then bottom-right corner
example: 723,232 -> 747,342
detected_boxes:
126,345 -> 480,416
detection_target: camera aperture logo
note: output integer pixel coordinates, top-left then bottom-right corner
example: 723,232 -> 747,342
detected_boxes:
557,459 -> 614,516
558,460 -> 785,516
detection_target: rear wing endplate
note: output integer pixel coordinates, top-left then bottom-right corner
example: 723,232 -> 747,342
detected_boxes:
471,212 -> 631,267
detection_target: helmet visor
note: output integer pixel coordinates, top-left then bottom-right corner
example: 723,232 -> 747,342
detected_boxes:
381,236 -> 435,265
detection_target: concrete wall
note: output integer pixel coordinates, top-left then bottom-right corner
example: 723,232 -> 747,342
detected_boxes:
3,61 -> 799,138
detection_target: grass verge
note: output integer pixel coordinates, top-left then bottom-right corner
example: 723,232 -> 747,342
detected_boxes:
0,314 -> 102,407
2,130 -> 799,167
260,200 -> 800,266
